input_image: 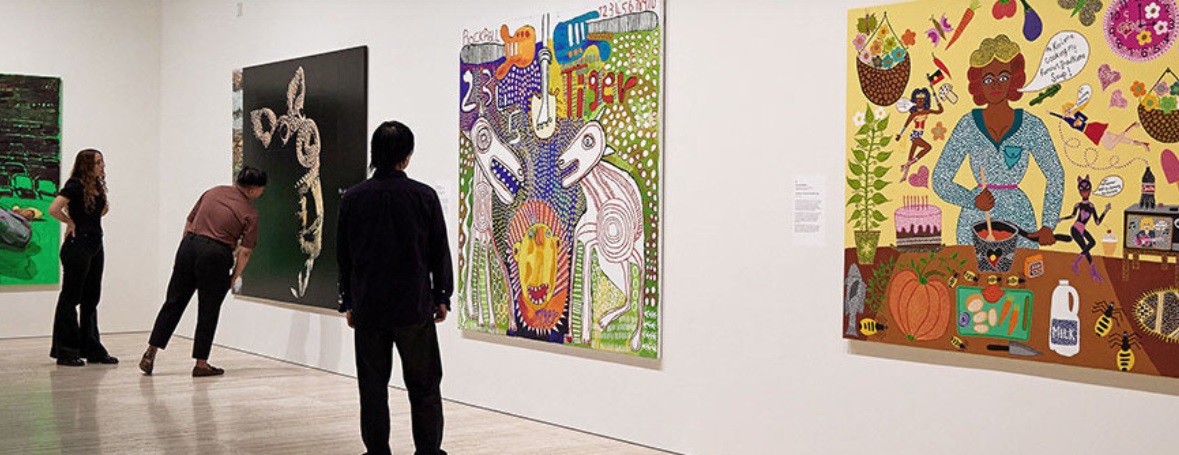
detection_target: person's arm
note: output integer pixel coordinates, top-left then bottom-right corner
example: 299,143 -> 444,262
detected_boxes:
1095,202 -> 1112,225
895,112 -> 916,141
428,191 -> 454,323
1030,116 -> 1065,231
336,195 -> 353,320
101,199 -> 109,216
931,116 -> 978,209
1059,203 -> 1080,222
48,196 -> 74,238
184,193 -> 204,236
230,246 -> 252,286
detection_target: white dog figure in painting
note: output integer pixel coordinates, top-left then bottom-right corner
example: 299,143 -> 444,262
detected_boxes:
465,117 -> 523,329
250,66 -> 323,299
559,122 -> 647,351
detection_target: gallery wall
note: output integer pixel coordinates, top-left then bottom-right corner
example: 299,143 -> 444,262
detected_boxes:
144,0 -> 1179,453
0,0 -> 162,337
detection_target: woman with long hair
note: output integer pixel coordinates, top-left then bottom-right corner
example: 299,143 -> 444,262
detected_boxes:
48,149 -> 116,366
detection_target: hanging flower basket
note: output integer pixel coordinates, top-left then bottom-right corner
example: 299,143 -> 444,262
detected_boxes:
1136,68 -> 1179,143
854,13 -> 911,107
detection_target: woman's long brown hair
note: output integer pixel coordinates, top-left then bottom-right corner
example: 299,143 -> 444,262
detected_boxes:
68,149 -> 106,212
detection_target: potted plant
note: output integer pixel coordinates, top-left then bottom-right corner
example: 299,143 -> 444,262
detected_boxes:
848,104 -> 892,264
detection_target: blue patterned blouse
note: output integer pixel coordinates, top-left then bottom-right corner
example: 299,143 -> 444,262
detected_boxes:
932,109 -> 1064,249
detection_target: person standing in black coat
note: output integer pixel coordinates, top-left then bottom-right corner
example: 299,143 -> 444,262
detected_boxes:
337,121 -> 452,455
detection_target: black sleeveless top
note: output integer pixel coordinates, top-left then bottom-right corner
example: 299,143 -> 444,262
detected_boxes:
59,178 -> 105,235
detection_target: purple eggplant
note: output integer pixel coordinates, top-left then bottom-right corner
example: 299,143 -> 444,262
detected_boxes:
1021,0 -> 1042,41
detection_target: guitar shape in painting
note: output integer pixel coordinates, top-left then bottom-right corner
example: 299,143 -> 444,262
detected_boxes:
553,11 -> 661,65
496,24 -> 537,80
531,14 -> 557,139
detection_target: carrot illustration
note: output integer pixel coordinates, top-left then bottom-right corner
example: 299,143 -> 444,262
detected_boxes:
945,0 -> 981,50
999,298 -> 1012,325
1008,307 -> 1019,335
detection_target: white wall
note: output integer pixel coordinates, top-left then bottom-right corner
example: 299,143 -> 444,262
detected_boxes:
150,0 -> 1179,454
0,0 -> 161,337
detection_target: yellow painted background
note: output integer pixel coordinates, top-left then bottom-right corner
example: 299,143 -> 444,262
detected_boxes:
846,0 -> 1178,255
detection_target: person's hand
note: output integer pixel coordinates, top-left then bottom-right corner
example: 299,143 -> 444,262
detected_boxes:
974,189 -> 995,211
1026,226 -> 1058,246
434,304 -> 448,323
64,221 -> 76,239
1104,202 -> 1112,213
230,274 -> 242,294
345,310 -> 354,328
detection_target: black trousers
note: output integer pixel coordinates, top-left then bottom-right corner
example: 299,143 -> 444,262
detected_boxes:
355,321 -> 446,455
50,233 -> 108,360
148,233 -> 233,360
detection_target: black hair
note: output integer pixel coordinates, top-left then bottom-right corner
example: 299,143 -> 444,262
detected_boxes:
911,88 -> 931,111
236,166 -> 268,187
371,120 -> 415,173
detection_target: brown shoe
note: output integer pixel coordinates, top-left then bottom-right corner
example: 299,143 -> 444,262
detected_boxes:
138,350 -> 155,375
192,365 -> 225,377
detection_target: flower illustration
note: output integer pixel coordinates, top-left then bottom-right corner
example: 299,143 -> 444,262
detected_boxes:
853,111 -> 866,127
902,29 -> 917,47
870,39 -> 884,56
1143,93 -> 1161,111
1146,2 -> 1161,19
1138,30 -> 1154,46
931,122 -> 948,140
1171,82 -> 1179,96
878,26 -> 891,37
1157,20 -> 1171,35
859,48 -> 873,64
881,54 -> 896,69
853,33 -> 868,51
1161,96 -> 1178,114
889,46 -> 906,61
874,106 -> 887,120
884,36 -> 898,50
1157,82 -> 1171,96
1132,81 -> 1148,97
872,55 -> 883,68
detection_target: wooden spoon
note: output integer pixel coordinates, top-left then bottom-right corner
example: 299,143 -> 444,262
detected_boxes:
980,168 -> 996,241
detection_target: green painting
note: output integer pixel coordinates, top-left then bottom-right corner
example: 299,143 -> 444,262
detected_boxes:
0,74 -> 60,286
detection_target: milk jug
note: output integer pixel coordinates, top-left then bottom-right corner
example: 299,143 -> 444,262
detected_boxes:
1049,280 -> 1080,357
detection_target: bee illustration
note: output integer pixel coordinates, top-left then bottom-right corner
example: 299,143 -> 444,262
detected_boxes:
1006,275 -> 1027,287
986,275 -> 1000,285
1092,301 -> 1119,338
963,270 -> 979,283
950,336 -> 968,350
1108,331 -> 1142,372
859,318 -> 888,336
947,272 -> 959,288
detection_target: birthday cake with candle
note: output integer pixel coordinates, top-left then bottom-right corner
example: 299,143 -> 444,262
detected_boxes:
895,196 -> 942,251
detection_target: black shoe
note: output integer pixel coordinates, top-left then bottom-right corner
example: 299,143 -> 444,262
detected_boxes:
56,358 -> 85,367
87,355 -> 119,364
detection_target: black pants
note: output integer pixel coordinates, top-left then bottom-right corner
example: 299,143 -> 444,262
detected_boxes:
148,233 -> 233,360
355,321 -> 446,455
50,233 -> 108,360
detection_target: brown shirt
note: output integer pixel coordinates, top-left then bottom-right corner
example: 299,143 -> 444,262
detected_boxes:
186,185 -> 259,248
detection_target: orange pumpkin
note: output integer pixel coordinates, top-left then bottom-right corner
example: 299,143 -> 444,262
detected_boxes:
887,269 -> 952,341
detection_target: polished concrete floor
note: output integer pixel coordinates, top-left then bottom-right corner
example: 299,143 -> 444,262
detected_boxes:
0,333 -> 669,454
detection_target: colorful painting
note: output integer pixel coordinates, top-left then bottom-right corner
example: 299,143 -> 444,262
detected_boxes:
0,74 -> 60,286
457,0 -> 663,358
240,47 -> 367,309
846,0 -> 1179,377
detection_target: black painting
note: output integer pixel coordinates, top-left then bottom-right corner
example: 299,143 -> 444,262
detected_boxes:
241,46 -> 367,309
